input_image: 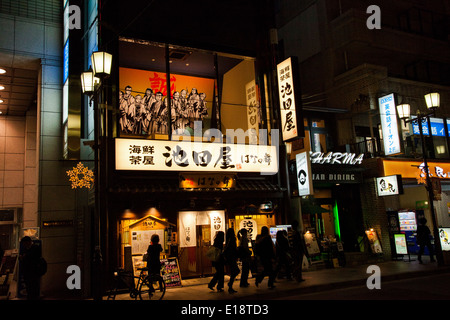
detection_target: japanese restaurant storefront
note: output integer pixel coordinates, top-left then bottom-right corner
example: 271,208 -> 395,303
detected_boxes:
379,158 -> 450,258
288,150 -> 366,266
103,38 -> 287,279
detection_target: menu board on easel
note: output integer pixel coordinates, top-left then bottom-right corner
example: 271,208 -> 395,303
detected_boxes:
365,229 -> 383,254
304,232 -> 321,256
394,233 -> 408,255
161,257 -> 182,287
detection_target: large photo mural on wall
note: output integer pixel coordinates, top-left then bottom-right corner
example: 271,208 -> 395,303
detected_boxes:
119,67 -> 216,136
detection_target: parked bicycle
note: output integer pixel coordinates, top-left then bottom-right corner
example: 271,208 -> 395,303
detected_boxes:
107,267 -> 166,300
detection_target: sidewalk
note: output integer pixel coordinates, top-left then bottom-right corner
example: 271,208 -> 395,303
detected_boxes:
110,256 -> 450,300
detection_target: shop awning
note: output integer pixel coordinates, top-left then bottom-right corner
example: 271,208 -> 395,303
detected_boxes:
300,200 -> 330,214
108,178 -> 286,196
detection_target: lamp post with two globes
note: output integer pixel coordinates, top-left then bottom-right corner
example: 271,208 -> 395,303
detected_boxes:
397,92 -> 444,266
80,51 -> 112,299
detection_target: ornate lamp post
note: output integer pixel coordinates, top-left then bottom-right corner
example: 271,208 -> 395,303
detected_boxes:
81,51 -> 112,299
397,92 -> 444,266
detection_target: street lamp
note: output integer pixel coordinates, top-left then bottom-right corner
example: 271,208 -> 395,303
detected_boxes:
397,92 -> 444,266
81,51 -> 112,300
91,51 -> 112,78
80,70 -> 100,95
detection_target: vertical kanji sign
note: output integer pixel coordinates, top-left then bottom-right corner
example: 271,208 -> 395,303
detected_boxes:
379,93 -> 402,155
245,80 -> 260,145
277,57 -> 304,142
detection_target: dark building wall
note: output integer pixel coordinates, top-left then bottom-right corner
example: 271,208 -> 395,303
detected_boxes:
100,0 -> 276,57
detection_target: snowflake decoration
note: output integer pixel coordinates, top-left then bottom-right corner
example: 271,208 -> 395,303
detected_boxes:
67,162 -> 94,189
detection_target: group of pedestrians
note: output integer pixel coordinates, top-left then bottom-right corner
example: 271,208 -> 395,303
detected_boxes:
207,220 -> 307,294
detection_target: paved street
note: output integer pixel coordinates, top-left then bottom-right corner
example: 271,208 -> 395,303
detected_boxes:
280,272 -> 450,300
109,258 -> 450,301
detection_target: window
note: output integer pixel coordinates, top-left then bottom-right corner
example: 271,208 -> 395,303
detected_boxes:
291,117 -> 330,155
117,40 -> 262,144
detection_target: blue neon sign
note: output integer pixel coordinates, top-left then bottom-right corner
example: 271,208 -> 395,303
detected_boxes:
411,117 -> 448,137
63,40 -> 69,83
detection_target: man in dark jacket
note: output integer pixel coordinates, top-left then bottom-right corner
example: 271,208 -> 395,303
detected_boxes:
417,218 -> 436,264
20,236 -> 42,299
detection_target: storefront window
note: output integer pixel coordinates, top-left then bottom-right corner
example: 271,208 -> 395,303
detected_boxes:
117,40 -> 261,144
220,58 -> 260,144
291,117 -> 329,156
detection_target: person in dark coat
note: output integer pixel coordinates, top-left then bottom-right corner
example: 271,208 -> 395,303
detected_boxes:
223,228 -> 240,293
275,230 -> 292,280
237,228 -> 252,287
289,220 -> 307,282
208,231 -> 225,292
254,226 -> 276,289
417,218 -> 436,264
19,236 -> 41,300
146,234 -> 163,276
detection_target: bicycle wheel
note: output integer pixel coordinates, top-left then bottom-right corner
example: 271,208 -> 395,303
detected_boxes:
138,274 -> 166,300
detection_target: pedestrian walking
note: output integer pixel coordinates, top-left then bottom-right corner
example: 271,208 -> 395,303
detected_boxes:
224,228 -> 240,293
254,226 -> 276,289
19,236 -> 43,300
208,231 -> 225,292
417,218 -> 436,264
275,230 -> 292,280
237,228 -> 252,287
146,234 -> 163,276
289,220 -> 307,282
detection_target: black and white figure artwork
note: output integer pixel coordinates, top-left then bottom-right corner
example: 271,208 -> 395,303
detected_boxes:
119,85 -> 209,136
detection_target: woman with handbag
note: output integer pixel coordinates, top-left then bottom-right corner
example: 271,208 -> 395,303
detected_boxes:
208,231 -> 225,292
223,228 -> 240,293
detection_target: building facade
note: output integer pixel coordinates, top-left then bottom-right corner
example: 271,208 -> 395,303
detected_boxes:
0,0 -> 90,298
2,0 -> 450,300
276,0 -> 450,265
75,0 -> 291,298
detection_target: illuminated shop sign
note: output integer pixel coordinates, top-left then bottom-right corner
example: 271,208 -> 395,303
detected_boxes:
376,175 -> 403,197
115,138 -> 278,174
239,219 -> 257,241
411,117 -> 448,137
439,228 -> 450,251
310,152 -> 364,165
179,173 -> 236,189
383,160 -> 450,180
313,173 -> 360,183
289,151 -> 364,186
379,93 -> 402,155
296,151 -> 313,196
63,40 -> 69,84
277,57 -> 304,142
394,233 -> 408,255
245,80 -> 260,145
